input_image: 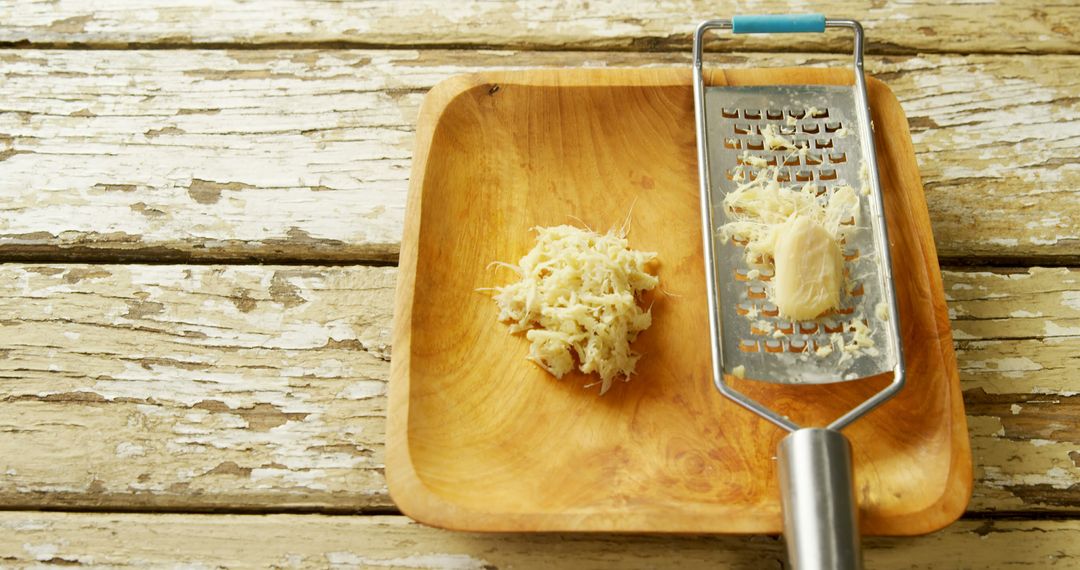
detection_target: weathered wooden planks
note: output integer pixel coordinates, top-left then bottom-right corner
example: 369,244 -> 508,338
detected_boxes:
1,0 -> 1076,55
949,268 -> 1080,513
1,50 -> 1076,263
0,264 -> 395,511
0,264 -> 1075,514
0,512 -> 1076,568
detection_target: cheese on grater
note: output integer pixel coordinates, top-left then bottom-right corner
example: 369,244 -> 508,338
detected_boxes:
719,167 -> 860,321
773,216 -> 844,320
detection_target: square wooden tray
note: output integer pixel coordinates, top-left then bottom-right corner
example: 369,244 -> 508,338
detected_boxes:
388,68 -> 971,535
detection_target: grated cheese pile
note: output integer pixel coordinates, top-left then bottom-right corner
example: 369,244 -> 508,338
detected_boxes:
489,225 -> 658,394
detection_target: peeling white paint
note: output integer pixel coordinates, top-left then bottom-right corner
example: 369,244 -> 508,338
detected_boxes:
1,519 -> 51,532
325,552 -> 493,570
1032,387 -> 1079,397
115,442 -> 146,458
1044,321 -> 1080,337
982,465 -> 1079,490
338,380 -> 386,400
22,542 -> 58,561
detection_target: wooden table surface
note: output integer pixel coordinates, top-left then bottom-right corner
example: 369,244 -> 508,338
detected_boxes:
0,1 -> 1076,567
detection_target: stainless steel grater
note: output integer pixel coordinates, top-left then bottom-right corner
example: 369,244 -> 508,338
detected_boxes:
693,15 -> 905,570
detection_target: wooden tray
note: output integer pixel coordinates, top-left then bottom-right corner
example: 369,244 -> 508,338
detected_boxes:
388,68 -> 971,535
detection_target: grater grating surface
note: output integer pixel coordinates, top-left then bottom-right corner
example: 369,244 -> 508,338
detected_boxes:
704,85 -> 894,384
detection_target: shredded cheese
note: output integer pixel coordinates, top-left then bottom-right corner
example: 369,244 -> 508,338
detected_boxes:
761,124 -> 795,150
489,225 -> 658,394
720,169 -> 859,276
719,165 -> 880,359
875,302 -> 890,322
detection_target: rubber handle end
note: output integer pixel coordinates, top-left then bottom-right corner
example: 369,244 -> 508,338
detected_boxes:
732,14 -> 826,34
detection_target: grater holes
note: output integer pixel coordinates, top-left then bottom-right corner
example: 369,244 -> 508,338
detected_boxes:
819,169 -> 837,181
800,123 -> 820,134
788,339 -> 807,353
747,137 -> 764,151
776,320 -> 794,334
751,321 -> 772,336
805,153 -> 823,166
829,152 -> 846,163
783,154 -> 801,166
788,109 -> 806,119
758,268 -> 774,281
736,301 -> 754,316
747,285 -> 767,300
735,268 -> 750,281
798,322 -> 819,334
722,108 -> 740,119
767,109 -> 784,120
815,138 -> 834,149
822,320 -> 844,334
847,319 -> 870,333
837,306 -> 855,315
849,283 -> 865,296
736,154 -> 777,167
811,108 -> 829,119
775,171 -> 791,182
825,121 -> 843,133
764,339 -> 784,353
793,137 -> 810,149
724,138 -> 741,149
795,170 -> 813,182
743,109 -> 761,120
779,124 -> 797,135
843,248 -> 860,261
739,339 -> 760,352
734,124 -> 752,135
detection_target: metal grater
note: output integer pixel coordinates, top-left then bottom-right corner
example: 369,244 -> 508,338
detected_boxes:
706,86 -> 894,384
692,15 -> 905,570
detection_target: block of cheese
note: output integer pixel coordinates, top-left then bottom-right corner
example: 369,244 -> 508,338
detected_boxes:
772,216 -> 843,320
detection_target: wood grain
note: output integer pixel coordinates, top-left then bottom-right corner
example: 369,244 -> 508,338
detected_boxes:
0,512 -> 1074,568
0,264 -> 1074,514
0,50 -> 1075,263
1,0 -> 1076,55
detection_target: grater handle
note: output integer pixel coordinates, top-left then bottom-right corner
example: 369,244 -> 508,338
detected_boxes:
778,428 -> 863,570
732,14 -> 826,34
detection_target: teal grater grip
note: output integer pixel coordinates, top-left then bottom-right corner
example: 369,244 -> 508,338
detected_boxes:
732,14 -> 826,34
